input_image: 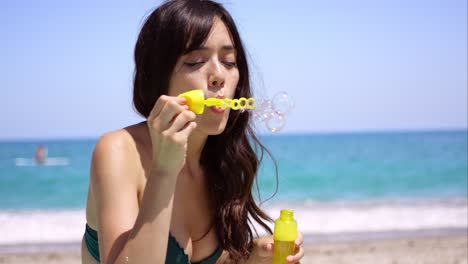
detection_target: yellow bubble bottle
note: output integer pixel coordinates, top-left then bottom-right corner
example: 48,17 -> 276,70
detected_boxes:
273,209 -> 297,264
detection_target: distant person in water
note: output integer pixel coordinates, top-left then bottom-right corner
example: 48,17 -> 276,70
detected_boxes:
34,145 -> 48,164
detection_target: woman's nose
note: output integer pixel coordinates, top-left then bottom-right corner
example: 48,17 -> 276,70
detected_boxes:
208,61 -> 225,89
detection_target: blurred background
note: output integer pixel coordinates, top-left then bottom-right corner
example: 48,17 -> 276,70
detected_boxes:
1,0 -> 466,138
0,0 -> 466,261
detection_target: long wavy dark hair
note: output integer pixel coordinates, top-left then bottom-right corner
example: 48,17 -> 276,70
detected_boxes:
132,0 -> 277,260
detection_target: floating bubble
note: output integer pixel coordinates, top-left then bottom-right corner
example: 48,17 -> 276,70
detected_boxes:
252,92 -> 294,133
252,100 -> 272,122
272,91 -> 294,115
266,112 -> 286,132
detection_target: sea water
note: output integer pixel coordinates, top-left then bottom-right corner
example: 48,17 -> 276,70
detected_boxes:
0,130 -> 466,245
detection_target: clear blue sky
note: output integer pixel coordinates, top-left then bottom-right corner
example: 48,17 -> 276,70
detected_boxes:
1,0 -> 467,139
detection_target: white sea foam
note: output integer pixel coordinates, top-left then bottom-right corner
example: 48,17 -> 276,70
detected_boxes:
1,199 -> 467,245
1,209 -> 86,245
261,200 -> 468,235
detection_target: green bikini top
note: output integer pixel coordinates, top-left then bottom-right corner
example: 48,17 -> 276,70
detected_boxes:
85,224 -> 223,264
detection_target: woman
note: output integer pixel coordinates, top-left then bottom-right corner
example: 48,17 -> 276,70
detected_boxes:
81,0 -> 304,263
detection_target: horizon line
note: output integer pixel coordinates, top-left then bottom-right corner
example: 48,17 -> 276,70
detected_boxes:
0,127 -> 466,142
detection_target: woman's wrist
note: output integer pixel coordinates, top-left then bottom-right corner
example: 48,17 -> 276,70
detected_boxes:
150,165 -> 180,180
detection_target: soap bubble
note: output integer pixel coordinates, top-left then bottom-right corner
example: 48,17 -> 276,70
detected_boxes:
266,112 -> 286,132
252,91 -> 294,133
253,100 -> 273,122
272,91 -> 294,115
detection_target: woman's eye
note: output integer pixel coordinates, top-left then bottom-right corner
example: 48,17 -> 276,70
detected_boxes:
184,61 -> 204,67
223,61 -> 237,68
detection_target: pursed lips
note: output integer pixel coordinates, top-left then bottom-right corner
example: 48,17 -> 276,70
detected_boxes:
210,94 -> 226,113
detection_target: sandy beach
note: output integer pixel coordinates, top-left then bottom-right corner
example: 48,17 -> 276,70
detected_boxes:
0,234 -> 466,264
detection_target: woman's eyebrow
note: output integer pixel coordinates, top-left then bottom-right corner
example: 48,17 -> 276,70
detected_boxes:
194,45 -> 236,51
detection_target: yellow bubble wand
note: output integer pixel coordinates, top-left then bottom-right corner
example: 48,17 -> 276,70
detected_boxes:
178,89 -> 256,114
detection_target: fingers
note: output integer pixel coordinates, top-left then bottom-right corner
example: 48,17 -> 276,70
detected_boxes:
254,235 -> 274,257
263,242 -> 273,253
159,100 -> 188,126
148,96 -> 193,133
167,110 -> 196,134
286,246 -> 304,263
149,95 -> 186,120
295,232 -> 304,247
175,121 -> 197,139
252,233 -> 305,263
261,241 -> 273,256
287,232 -> 305,263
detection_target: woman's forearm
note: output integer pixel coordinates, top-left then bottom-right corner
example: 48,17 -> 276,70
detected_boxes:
111,170 -> 178,264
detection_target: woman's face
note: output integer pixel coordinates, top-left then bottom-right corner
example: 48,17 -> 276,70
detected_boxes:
168,17 -> 240,136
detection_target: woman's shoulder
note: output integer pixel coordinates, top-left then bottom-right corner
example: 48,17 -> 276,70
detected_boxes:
92,122 -> 149,173
94,122 -> 147,155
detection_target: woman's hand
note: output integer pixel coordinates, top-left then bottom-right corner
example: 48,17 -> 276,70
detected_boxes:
247,232 -> 304,264
147,95 -> 197,176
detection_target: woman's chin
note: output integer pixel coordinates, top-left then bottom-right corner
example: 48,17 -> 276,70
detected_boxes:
195,115 -> 229,136
196,123 -> 227,136
208,125 -> 227,136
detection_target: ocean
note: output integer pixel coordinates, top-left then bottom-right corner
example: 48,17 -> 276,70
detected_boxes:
0,130 -> 467,246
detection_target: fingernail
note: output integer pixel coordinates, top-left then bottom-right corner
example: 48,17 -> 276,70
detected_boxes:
287,256 -> 294,262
